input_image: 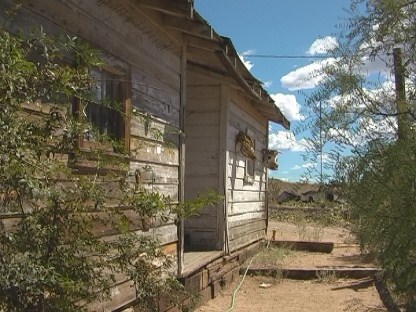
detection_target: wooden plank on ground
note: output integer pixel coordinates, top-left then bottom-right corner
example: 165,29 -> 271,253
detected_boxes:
240,267 -> 382,280
270,240 -> 334,253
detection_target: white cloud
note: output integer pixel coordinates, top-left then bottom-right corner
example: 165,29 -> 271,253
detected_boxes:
327,80 -> 395,111
325,80 -> 398,147
281,58 -> 336,91
327,127 -> 357,146
320,153 -> 332,164
238,50 -> 255,71
280,36 -> 338,91
262,81 -> 273,88
307,36 -> 338,55
291,163 -> 315,170
241,49 -> 255,56
326,115 -> 397,148
281,31 -> 395,92
270,93 -> 304,121
358,54 -> 391,77
269,131 -> 311,152
281,54 -> 390,92
282,41 -> 392,92
360,116 -> 397,141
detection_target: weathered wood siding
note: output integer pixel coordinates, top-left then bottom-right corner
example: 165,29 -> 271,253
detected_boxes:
184,81 -> 221,250
1,1 -> 182,310
227,91 -> 268,252
7,0 -> 181,239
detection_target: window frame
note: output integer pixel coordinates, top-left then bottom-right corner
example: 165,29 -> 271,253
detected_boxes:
244,157 -> 255,183
236,128 -> 257,184
76,65 -> 131,154
244,131 -> 256,184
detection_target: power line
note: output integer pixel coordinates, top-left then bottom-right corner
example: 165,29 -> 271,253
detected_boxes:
243,54 -> 328,59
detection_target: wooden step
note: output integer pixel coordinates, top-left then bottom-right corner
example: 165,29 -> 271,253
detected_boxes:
240,267 -> 382,280
270,240 -> 334,253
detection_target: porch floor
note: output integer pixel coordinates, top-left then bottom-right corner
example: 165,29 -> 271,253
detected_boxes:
182,250 -> 223,277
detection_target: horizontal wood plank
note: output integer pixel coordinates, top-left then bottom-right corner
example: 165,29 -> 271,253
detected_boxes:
229,202 -> 265,216
227,118 -> 268,148
228,229 -> 265,253
228,212 -> 266,224
228,219 -> 266,241
131,69 -> 180,110
130,137 -> 179,166
88,279 -> 135,312
130,114 -> 180,144
132,90 -> 180,127
227,177 -> 266,191
183,124 -> 220,139
229,190 -> 266,202
187,85 -> 221,100
185,110 -> 220,126
129,162 -> 179,185
229,91 -> 268,129
228,217 -> 266,229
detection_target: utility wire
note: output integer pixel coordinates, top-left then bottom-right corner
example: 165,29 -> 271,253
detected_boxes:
244,54 -> 328,59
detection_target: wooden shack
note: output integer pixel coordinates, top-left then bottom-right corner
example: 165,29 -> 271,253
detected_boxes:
1,0 -> 187,310
1,0 -> 289,309
183,36 -> 290,255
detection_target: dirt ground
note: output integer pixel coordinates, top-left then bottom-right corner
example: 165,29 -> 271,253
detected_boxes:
266,221 -> 376,269
195,220 -> 387,312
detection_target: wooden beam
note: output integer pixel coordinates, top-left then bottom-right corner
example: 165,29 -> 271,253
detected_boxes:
136,0 -> 193,18
184,34 -> 223,52
163,14 -> 214,40
187,58 -> 289,129
187,61 -> 229,80
116,0 -> 183,47
187,45 -> 221,64
255,102 -> 290,129
216,50 -> 261,101
219,84 -> 229,253
178,44 -> 187,276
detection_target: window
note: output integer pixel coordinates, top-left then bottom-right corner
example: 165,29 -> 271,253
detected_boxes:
236,129 -> 256,184
80,67 -> 128,152
245,158 -> 255,182
244,134 -> 256,183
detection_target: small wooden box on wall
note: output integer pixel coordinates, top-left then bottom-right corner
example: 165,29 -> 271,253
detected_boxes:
262,149 -> 280,170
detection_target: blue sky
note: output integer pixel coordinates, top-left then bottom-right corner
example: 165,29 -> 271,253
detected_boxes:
195,0 -> 353,181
